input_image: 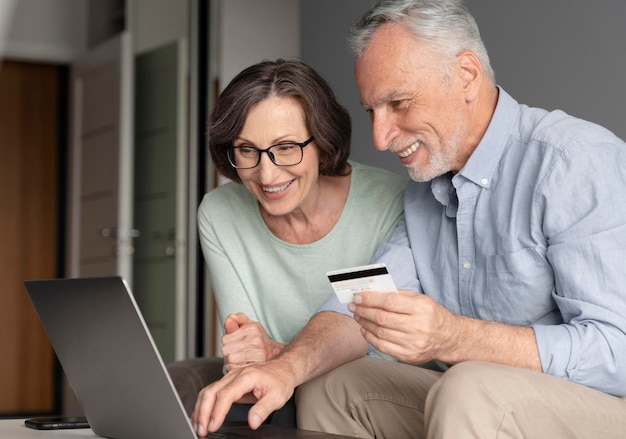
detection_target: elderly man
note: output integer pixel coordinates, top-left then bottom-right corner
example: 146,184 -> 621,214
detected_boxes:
192,1 -> 626,437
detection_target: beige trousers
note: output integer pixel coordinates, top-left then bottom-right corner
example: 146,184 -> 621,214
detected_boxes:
296,357 -> 626,438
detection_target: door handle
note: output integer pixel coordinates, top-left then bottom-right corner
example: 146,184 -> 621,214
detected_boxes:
100,228 -> 141,238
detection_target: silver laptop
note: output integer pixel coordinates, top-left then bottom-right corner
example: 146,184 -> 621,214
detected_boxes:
24,277 -> 357,439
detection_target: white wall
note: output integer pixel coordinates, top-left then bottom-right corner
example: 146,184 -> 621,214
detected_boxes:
3,0 -> 87,62
1,0 -> 188,62
0,0 -> 16,57
218,0 -> 299,89
133,0 -> 188,55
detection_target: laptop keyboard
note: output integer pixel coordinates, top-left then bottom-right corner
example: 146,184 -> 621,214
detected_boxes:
207,433 -> 260,439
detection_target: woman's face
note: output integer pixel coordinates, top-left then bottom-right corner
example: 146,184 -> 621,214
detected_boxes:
235,96 -> 321,217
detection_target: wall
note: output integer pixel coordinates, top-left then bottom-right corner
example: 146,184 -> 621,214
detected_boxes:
466,0 -> 626,141
301,0 -> 626,175
2,0 -> 189,62
2,0 -> 87,62
218,0 -> 300,91
0,0 -> 16,57
133,0 -> 188,54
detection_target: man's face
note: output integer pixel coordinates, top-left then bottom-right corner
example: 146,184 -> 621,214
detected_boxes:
355,22 -> 470,182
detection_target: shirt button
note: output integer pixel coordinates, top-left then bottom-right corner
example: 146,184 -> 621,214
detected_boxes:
463,261 -> 472,269
480,178 -> 488,186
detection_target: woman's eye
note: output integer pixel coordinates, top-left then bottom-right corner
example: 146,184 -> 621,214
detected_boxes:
238,147 -> 256,155
274,144 -> 297,153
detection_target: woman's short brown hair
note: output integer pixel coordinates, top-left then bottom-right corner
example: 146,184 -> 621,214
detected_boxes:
209,58 -> 352,183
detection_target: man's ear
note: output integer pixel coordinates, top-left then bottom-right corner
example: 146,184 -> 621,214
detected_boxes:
457,50 -> 483,102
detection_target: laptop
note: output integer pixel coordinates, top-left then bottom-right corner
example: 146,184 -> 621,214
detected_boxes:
24,277 -> 357,439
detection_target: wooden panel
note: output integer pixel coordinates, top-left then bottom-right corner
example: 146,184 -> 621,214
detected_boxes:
0,60 -> 59,414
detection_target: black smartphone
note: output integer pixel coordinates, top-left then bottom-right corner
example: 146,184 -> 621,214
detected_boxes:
24,416 -> 89,430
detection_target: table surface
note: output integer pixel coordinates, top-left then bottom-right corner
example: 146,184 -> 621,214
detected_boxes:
0,419 -> 97,438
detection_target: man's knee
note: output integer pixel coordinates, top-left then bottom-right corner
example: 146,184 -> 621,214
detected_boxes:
425,361 -> 523,437
296,360 -> 362,420
296,358 -> 379,435
427,361 -> 519,412
296,371 -> 336,415
427,362 -> 475,413
429,361 -> 490,399
298,357 -> 439,438
297,358 -> 363,412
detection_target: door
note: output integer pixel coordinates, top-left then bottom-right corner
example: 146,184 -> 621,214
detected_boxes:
64,32 -> 133,416
0,60 -> 60,415
67,31 -> 134,280
133,40 -> 187,363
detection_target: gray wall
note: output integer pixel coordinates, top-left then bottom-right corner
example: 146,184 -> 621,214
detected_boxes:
466,0 -> 626,140
301,0 -> 626,175
301,0 -> 405,175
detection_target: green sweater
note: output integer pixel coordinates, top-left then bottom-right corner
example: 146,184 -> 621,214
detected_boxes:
198,161 -> 406,346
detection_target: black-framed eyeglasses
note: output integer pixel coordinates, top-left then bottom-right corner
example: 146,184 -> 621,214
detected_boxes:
227,137 -> 314,169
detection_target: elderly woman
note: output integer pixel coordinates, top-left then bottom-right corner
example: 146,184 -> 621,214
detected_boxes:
169,58 -> 406,424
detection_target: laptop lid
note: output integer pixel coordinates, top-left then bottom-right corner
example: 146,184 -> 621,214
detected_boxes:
24,277 -> 358,439
24,277 -> 197,439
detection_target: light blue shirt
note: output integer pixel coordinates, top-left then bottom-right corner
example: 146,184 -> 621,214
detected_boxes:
319,88 -> 626,396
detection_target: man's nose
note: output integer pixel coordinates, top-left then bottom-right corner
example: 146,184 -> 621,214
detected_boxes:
371,111 -> 395,152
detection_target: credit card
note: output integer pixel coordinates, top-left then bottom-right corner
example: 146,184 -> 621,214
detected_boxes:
327,263 -> 398,304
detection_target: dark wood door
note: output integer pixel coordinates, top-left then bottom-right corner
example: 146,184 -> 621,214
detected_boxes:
0,60 -> 61,415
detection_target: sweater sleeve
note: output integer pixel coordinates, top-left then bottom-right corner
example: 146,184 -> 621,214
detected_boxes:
197,188 -> 259,326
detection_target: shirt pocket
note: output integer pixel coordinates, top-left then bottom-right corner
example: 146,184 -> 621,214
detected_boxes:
485,246 -> 556,325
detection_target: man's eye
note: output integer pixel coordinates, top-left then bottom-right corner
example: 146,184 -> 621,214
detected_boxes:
390,100 -> 405,110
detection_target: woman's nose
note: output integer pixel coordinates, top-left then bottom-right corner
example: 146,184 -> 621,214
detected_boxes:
257,152 -> 280,180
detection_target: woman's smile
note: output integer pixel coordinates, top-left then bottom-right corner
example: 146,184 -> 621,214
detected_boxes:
263,179 -> 294,194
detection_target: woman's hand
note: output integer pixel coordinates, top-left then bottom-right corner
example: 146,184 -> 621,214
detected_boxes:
221,313 -> 285,371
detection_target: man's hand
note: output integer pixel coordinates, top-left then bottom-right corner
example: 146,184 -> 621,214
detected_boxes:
191,359 -> 296,436
222,313 -> 285,370
192,312 -> 368,436
348,290 -> 458,364
349,289 -> 542,371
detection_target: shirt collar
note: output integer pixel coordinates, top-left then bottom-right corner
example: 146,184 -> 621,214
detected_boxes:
456,86 -> 519,189
431,173 -> 459,217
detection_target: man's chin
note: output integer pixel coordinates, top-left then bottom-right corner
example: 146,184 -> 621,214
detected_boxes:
405,164 -> 431,182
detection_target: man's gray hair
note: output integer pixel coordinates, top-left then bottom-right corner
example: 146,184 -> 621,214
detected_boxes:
348,0 -> 495,84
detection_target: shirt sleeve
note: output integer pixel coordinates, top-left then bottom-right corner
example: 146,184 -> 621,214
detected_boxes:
197,195 -> 259,325
370,216 -> 422,293
531,137 -> 626,396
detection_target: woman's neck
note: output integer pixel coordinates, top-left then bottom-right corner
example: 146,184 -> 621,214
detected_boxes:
260,173 -> 351,244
